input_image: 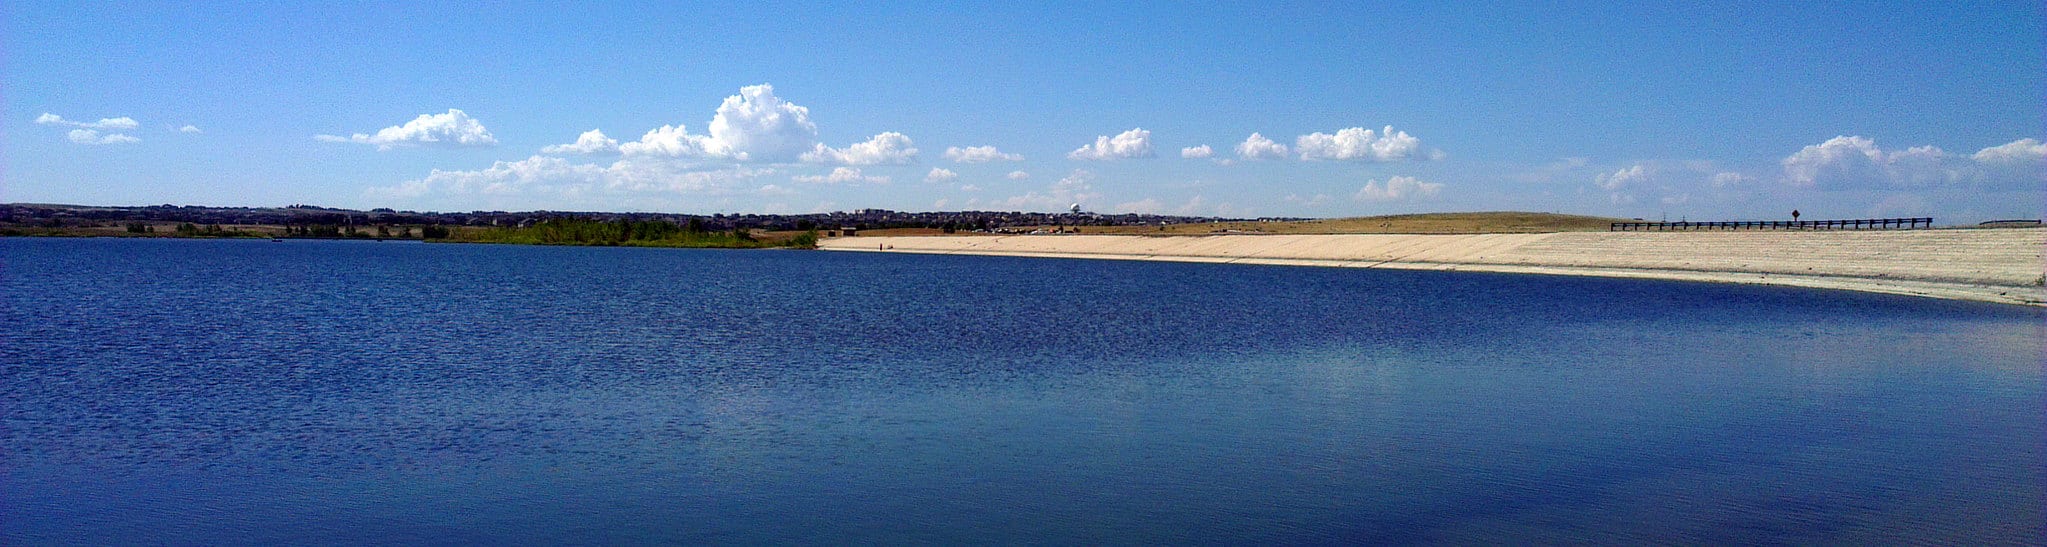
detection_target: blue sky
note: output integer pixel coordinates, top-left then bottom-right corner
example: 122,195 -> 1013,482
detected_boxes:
7,1 -> 2042,222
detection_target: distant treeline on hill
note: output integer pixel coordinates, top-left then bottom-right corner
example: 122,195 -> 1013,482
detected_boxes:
450,217 -> 803,249
1,203 -> 1247,232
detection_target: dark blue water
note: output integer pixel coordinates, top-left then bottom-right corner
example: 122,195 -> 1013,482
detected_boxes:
3,238 -> 2041,544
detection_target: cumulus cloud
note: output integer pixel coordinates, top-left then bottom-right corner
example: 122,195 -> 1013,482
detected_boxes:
38,113 -> 140,144
999,169 -> 1102,210
618,84 -> 821,162
1296,126 -> 1422,161
37,113 -> 139,130
1353,176 -> 1443,202
700,84 -> 818,162
1006,170 -> 1031,180
1235,133 -> 1289,160
803,132 -> 918,165
1972,138 -> 2046,164
177,125 -> 202,134
367,155 -> 773,200
619,124 -> 712,157
1970,138 -> 2047,186
925,167 -> 958,183
66,129 -> 140,145
944,145 -> 1022,163
542,129 -> 621,155
1596,164 -> 1649,191
1710,171 -> 1748,187
792,167 -> 888,185
318,109 -> 498,150
1180,145 -> 1214,159
1779,136 -> 1969,189
1067,128 -> 1154,160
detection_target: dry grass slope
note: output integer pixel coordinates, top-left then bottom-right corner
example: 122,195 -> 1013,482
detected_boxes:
1064,211 -> 1629,235
821,227 -> 2047,306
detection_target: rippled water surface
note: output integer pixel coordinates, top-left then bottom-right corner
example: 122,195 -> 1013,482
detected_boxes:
3,238 -> 2041,544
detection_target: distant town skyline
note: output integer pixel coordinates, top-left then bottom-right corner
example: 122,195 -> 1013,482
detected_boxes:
7,1 -> 2043,223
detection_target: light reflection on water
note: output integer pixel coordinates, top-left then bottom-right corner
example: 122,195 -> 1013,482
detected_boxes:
2,238 -> 2040,544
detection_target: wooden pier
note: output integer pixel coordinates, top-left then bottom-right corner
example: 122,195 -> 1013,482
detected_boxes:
1610,217 -> 1932,231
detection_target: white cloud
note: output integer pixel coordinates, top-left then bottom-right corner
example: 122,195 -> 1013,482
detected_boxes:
959,184 -> 981,192
1006,170 -> 1030,180
1353,175 -> 1443,202
792,166 -> 888,185
999,169 -> 1102,210
1972,138 -> 2046,164
756,184 -> 797,196
1710,171 -> 1748,187
1067,128 -> 1155,160
1780,136 -> 1963,189
1595,164 -> 1649,190
619,124 -> 712,157
1593,164 -> 1653,204
38,113 -> 141,143
542,129 -> 621,155
1180,145 -> 1214,159
318,109 -> 498,151
944,145 -> 1023,163
177,125 -> 202,134
1971,138 -> 2047,187
618,84 -> 820,162
37,113 -> 139,130
367,155 -> 773,200
1296,125 -> 1422,161
1235,133 -> 1289,160
802,131 -> 918,165
925,167 -> 958,183
66,129 -> 140,145
702,84 -> 818,162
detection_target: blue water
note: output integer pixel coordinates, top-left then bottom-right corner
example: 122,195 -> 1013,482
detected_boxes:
2,238 -> 2041,544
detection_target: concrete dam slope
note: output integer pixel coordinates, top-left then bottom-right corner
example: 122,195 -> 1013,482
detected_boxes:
820,228 -> 2047,306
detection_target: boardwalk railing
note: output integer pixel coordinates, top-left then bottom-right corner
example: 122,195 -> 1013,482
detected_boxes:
1610,217 -> 1932,231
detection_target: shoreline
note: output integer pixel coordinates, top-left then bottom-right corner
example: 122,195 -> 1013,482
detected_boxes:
820,229 -> 2047,307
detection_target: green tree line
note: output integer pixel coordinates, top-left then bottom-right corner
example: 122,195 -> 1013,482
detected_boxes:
444,217 -> 813,249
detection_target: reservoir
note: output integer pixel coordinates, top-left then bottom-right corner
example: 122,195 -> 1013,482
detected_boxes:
2,238 -> 2040,544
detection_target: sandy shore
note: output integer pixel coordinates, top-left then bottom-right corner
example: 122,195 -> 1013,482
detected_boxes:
820,228 -> 2047,306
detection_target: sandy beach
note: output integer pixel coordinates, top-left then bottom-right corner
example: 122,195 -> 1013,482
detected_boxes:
821,228 -> 2047,306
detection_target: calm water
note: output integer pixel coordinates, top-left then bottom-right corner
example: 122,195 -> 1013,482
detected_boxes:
2,238 -> 2041,544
